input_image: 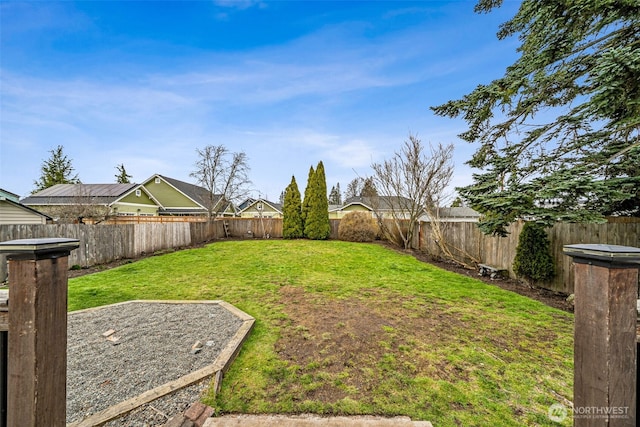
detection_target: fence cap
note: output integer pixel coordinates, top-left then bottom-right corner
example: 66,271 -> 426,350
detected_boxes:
0,237 -> 80,256
563,243 -> 640,265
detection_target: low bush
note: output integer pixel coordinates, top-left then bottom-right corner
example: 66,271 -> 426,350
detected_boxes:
338,212 -> 377,242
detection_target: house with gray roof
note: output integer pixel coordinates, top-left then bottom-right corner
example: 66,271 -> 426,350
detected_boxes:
329,196 -> 480,222
329,196 -> 416,219
20,174 -> 235,222
237,198 -> 283,218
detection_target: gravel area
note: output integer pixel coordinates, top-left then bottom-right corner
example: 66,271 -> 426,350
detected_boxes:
67,301 -> 244,425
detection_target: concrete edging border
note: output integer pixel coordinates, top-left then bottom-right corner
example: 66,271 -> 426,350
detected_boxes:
67,300 -> 255,427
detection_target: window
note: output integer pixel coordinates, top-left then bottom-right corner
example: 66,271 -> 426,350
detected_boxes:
155,177 -> 161,184
135,189 -> 141,197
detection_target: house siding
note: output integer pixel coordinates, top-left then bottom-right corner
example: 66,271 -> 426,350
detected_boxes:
143,180 -> 201,208
238,200 -> 283,218
112,203 -> 159,216
114,190 -> 159,215
239,208 -> 283,218
330,204 -> 374,219
0,201 -> 48,225
119,191 -> 157,206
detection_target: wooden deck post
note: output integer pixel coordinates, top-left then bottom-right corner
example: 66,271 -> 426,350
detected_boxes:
564,244 -> 640,427
0,238 -> 79,427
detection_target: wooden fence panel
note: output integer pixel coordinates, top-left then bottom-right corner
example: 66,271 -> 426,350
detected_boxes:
330,220 -> 340,239
189,220 -> 221,244
417,219 -> 640,294
0,222 -> 212,281
221,218 -> 284,239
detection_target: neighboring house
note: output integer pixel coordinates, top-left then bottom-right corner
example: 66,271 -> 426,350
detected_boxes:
237,198 -> 283,218
21,183 -> 141,221
0,188 -> 52,225
329,197 -> 373,219
236,197 -> 257,211
429,207 -> 481,222
20,175 -> 236,220
329,196 -> 416,219
328,197 -> 480,222
142,174 -> 234,217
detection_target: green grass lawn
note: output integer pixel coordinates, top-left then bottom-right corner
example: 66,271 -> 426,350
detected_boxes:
68,240 -> 573,426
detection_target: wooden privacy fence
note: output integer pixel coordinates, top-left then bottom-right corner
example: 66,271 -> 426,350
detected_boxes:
1,217 -> 639,294
0,222 -> 224,281
221,218 -> 343,239
417,218 -> 640,294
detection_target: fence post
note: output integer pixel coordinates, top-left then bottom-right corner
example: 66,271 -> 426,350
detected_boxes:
563,244 -> 640,427
0,238 -> 79,427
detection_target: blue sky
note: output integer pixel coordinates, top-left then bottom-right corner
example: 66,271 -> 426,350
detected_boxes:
1,0 -> 521,202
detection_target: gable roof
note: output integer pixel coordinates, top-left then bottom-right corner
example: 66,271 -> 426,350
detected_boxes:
237,197 -> 257,211
156,175 -> 216,208
340,196 -> 414,211
237,198 -> 283,214
21,183 -> 138,206
141,174 -> 235,215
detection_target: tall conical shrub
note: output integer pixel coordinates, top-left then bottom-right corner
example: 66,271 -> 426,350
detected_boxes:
283,176 -> 304,239
301,165 -> 315,232
513,222 -> 555,286
304,161 -> 331,240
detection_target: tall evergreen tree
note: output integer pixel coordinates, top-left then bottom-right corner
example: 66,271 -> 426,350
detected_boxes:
328,184 -> 342,205
361,177 -> 378,197
304,161 -> 331,240
283,176 -> 304,239
115,164 -> 132,184
301,165 -> 315,231
432,0 -> 640,235
33,145 -> 80,193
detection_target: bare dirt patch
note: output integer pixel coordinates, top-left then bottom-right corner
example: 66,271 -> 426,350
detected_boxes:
273,286 -> 478,403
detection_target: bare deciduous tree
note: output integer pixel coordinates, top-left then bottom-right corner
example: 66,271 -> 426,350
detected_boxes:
344,177 -> 377,200
43,185 -> 111,224
370,134 -> 453,250
190,145 -> 252,217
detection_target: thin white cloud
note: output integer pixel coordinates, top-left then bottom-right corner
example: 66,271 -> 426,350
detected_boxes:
0,2 -> 520,199
327,140 -> 379,169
